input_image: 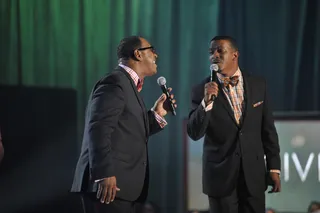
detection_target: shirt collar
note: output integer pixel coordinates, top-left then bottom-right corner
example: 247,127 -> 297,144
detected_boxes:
217,67 -> 242,83
118,63 -> 141,86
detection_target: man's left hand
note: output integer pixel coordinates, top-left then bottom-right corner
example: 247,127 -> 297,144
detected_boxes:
268,172 -> 281,193
153,88 -> 177,117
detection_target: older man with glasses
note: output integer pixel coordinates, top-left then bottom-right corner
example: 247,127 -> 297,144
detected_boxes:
71,36 -> 177,213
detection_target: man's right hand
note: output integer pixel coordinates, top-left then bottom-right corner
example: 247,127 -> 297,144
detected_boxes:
96,176 -> 120,204
204,82 -> 219,105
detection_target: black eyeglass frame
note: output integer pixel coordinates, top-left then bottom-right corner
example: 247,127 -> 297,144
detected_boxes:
137,46 -> 156,53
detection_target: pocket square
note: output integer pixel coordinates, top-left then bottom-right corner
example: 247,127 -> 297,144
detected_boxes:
253,101 -> 264,108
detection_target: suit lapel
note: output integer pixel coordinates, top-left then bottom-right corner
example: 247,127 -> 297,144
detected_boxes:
118,67 -> 149,135
239,72 -> 252,129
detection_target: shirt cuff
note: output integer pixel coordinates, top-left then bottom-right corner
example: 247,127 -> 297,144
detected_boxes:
151,109 -> 168,128
269,169 -> 281,174
201,99 -> 213,112
95,178 -> 105,183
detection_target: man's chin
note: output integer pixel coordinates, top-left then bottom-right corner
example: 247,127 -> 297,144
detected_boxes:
145,70 -> 157,77
150,69 -> 157,76
218,68 -> 227,75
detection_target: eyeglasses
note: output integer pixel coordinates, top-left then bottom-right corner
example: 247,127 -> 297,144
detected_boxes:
137,46 -> 156,53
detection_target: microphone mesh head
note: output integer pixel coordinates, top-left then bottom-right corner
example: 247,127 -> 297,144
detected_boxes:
210,64 -> 219,72
157,76 -> 166,86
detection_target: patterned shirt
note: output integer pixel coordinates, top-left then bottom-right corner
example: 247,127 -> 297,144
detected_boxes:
217,68 -> 244,124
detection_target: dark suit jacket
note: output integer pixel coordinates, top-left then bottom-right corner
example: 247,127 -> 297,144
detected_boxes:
71,66 -> 162,201
187,71 -> 280,198
0,131 -> 3,164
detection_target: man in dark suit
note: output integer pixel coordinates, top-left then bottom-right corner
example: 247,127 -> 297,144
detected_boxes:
187,36 -> 281,213
71,36 -> 177,213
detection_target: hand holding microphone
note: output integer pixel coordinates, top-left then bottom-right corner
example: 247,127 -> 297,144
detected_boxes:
204,64 -> 219,105
154,76 -> 177,116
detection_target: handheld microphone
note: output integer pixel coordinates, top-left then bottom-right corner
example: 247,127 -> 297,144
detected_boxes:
157,77 -> 176,116
210,64 -> 219,81
209,64 -> 219,101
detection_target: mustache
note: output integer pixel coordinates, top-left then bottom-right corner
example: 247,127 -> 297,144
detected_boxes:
212,60 -> 222,63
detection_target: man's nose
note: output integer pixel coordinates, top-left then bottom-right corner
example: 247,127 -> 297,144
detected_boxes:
213,50 -> 220,58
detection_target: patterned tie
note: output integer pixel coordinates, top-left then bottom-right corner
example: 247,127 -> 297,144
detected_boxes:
222,76 -> 242,124
222,76 -> 239,87
137,79 -> 144,92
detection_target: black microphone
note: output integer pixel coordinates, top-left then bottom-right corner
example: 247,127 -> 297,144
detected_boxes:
210,64 -> 219,101
157,76 -> 176,116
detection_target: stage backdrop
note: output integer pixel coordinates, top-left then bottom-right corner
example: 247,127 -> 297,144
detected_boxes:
1,0 -> 320,212
185,114 -> 320,213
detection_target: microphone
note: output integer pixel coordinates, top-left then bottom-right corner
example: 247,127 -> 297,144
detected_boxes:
157,77 -> 176,116
209,64 -> 219,101
210,63 -> 219,81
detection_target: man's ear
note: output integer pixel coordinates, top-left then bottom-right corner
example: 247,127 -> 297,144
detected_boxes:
233,51 -> 239,61
133,49 -> 142,61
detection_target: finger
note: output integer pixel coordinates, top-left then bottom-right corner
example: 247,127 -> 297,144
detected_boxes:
213,88 -> 219,95
174,104 -> 177,108
100,186 -> 108,203
111,186 -> 118,202
171,99 -> 176,104
160,94 -> 166,101
273,183 -> 280,192
167,87 -> 172,92
268,186 -> 274,193
170,94 -> 174,99
276,182 -> 281,192
109,188 -> 121,203
207,90 -> 218,96
207,86 -> 218,91
106,186 -> 113,204
207,83 -> 214,88
96,184 -> 103,199
205,83 -> 213,88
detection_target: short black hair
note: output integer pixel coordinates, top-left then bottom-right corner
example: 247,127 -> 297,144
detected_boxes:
117,36 -> 142,60
211,35 -> 238,51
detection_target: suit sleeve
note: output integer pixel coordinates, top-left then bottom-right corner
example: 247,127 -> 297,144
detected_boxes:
147,110 -> 163,136
187,84 -> 212,141
261,80 -> 281,171
88,82 -> 125,180
0,131 -> 3,164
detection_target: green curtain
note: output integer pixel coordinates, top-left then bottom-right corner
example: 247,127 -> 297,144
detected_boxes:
0,0 -> 220,212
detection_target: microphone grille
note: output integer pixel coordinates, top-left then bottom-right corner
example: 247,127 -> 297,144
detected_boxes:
157,76 -> 166,86
210,64 -> 219,72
